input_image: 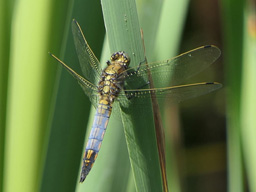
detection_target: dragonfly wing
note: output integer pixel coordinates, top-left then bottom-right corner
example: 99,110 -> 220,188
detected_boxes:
118,82 -> 222,105
72,19 -> 102,85
122,45 -> 221,89
50,53 -> 99,108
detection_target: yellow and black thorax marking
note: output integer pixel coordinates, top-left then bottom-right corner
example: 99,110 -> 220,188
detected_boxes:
98,51 -> 130,103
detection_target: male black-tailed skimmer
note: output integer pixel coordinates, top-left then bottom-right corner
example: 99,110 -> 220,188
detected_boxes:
50,19 -> 222,182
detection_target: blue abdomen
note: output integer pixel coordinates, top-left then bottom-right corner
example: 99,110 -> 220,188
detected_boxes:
80,103 -> 112,182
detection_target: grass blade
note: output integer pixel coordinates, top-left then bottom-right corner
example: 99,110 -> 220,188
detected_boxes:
101,0 -> 163,191
40,0 -> 105,191
241,3 -> 256,191
4,0 -> 62,191
0,0 -> 14,191
221,0 -> 244,191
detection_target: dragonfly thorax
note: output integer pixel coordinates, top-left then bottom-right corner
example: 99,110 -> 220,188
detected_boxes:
98,51 -> 129,103
109,51 -> 130,69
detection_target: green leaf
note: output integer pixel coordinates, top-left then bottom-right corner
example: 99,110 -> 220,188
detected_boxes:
0,0 -> 14,190
221,0 -> 245,191
241,4 -> 256,192
4,0 -> 63,191
40,0 -> 105,192
101,0 -> 163,191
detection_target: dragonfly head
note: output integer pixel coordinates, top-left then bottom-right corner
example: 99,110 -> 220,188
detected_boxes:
110,51 -> 130,69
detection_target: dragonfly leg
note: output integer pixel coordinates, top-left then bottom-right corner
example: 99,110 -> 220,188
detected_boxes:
136,58 -> 147,71
123,57 -> 146,80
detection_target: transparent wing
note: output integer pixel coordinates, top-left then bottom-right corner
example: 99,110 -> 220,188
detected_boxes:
122,45 -> 221,89
50,53 -> 99,108
118,82 -> 222,105
72,19 -> 102,85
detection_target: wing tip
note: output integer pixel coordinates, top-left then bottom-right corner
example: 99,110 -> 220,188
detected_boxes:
205,82 -> 223,89
203,45 -> 219,49
73,18 -> 77,23
204,45 -> 212,48
204,44 -> 221,52
205,82 -> 219,84
203,45 -> 221,59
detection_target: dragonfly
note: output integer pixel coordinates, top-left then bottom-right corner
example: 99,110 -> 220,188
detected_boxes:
50,19 -> 222,182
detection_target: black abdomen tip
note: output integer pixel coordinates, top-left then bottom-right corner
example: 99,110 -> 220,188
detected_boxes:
80,175 -> 86,183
